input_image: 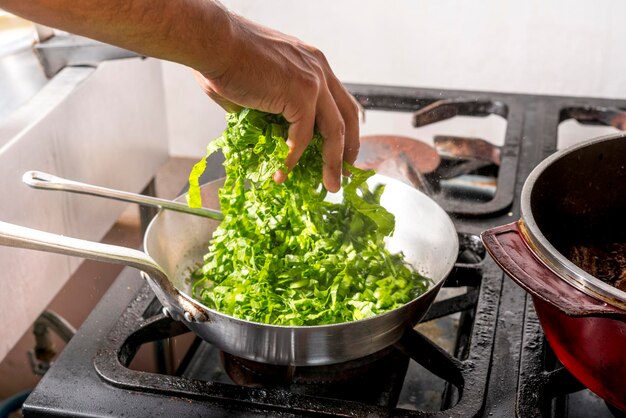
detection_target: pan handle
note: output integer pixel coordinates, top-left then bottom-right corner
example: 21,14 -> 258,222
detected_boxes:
481,221 -> 625,318
0,221 -> 208,322
22,171 -> 223,221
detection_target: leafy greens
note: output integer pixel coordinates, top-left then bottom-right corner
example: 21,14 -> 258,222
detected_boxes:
188,109 -> 430,326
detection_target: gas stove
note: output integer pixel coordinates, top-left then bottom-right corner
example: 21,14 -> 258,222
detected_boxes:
23,84 -> 626,417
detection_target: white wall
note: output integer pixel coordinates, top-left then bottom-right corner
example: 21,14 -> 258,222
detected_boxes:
0,58 -> 169,361
161,62 -> 227,157
225,0 -> 626,98
164,0 -> 626,156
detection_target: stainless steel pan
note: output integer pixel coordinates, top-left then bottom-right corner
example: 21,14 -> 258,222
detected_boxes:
0,174 -> 458,365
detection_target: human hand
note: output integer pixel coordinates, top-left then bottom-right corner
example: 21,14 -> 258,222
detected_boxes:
193,13 -> 359,193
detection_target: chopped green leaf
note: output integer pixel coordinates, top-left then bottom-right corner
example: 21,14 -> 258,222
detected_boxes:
189,109 -> 431,325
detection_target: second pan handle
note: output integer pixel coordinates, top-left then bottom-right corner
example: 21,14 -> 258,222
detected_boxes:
23,171 -> 224,221
0,220 -> 208,322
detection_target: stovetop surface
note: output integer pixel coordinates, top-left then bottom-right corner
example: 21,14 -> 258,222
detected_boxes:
23,84 -> 626,417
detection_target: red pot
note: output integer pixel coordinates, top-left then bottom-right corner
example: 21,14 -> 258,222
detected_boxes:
482,133 -> 626,411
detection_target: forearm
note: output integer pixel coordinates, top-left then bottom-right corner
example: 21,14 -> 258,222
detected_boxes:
0,0 -> 233,77
2,0 -> 360,191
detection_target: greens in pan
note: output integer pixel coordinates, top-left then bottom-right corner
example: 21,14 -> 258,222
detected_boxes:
187,109 -> 430,325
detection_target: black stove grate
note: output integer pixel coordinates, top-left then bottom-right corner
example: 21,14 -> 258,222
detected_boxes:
22,84 -> 626,417
86,232 -> 498,417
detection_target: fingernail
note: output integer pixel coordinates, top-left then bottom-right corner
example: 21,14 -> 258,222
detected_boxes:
326,179 -> 340,193
274,170 -> 287,183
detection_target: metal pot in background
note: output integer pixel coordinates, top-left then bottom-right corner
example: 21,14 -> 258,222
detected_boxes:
482,133 -> 626,411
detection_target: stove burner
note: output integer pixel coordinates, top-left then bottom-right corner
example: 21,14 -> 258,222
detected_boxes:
221,346 -> 409,406
71,231 -> 497,416
354,92 -> 519,216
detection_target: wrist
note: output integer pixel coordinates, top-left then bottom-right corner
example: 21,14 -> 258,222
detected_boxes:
192,1 -> 237,79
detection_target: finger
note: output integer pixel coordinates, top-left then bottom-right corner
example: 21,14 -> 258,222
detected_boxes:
330,84 -> 360,166
317,63 -> 359,169
274,104 -> 316,183
316,85 -> 345,193
207,91 -> 242,113
193,70 -> 241,113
